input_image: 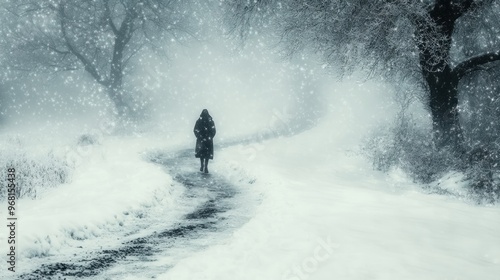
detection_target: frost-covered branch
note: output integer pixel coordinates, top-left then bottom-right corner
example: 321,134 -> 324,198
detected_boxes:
454,50 -> 500,79
58,3 -> 106,85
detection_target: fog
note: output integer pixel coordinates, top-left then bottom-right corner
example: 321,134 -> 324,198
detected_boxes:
0,21 -> 406,148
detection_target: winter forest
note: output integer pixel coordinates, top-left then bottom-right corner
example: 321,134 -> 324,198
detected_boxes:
0,0 -> 499,279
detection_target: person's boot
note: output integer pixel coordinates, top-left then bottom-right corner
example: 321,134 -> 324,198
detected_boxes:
204,159 -> 209,173
200,159 -> 204,172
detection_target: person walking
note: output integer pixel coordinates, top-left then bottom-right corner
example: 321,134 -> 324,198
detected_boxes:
194,109 -> 216,173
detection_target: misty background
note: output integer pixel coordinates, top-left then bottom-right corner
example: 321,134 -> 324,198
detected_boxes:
4,0 -> 496,201
0,2 -> 399,148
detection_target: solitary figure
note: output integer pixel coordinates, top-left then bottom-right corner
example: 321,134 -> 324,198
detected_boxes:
194,109 -> 216,173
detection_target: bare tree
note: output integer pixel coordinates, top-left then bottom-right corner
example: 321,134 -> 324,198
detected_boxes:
1,0 -> 193,118
224,0 -> 500,153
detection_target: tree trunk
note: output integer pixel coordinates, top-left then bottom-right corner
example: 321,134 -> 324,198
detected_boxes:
108,51 -> 129,118
107,82 -> 129,118
422,66 -> 464,154
415,2 -> 466,154
415,1 -> 500,158
106,7 -> 136,119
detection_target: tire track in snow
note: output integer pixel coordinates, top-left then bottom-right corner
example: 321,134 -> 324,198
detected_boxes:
18,149 -> 255,280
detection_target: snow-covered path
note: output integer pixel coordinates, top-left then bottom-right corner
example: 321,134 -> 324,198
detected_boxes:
17,148 -> 256,280
160,124 -> 500,280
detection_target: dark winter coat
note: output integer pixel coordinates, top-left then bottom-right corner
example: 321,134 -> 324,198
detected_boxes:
194,110 -> 216,159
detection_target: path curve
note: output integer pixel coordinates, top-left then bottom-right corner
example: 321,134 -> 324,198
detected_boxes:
19,149 -> 256,280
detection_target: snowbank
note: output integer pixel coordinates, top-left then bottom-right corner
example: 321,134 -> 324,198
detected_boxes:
0,135 -> 179,268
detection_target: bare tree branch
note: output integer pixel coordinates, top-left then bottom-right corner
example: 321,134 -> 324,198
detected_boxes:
59,4 -> 107,86
454,50 -> 500,79
104,0 -> 119,35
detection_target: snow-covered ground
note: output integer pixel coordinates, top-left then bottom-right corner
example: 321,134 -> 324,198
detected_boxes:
158,92 -> 500,280
1,74 -> 499,280
0,136 -> 179,276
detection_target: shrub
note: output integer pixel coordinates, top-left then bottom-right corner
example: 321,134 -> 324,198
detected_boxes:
460,71 -> 500,202
0,134 -> 74,200
0,149 -> 70,200
362,115 -> 457,184
77,133 -> 99,146
465,146 -> 500,203
363,114 -> 500,203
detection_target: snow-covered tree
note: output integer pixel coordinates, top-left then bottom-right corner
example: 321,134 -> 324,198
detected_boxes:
1,0 -> 193,118
224,0 -> 500,154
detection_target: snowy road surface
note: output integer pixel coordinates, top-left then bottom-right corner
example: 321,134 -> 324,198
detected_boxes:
18,148 -> 256,280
